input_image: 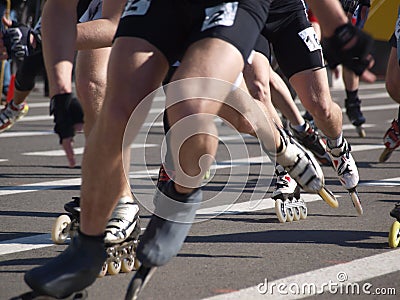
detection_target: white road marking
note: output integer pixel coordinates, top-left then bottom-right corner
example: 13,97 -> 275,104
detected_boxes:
0,130 -> 54,138
204,249 -> 400,300
0,234 -> 53,256
22,143 -> 159,156
0,193 -> 325,256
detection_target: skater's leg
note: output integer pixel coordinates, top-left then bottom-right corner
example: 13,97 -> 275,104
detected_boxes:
81,38 -> 168,236
385,43 -> 400,103
289,69 -> 342,140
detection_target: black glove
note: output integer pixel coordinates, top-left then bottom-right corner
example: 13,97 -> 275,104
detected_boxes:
322,23 -> 374,76
50,94 -> 84,144
2,24 -> 32,61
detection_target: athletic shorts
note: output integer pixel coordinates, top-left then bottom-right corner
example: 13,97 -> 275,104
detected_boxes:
15,52 -> 44,91
390,33 -> 398,48
255,9 -> 324,79
115,0 -> 271,65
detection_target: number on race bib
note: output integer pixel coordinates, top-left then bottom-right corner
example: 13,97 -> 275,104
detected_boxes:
298,27 -> 322,52
201,2 -> 238,31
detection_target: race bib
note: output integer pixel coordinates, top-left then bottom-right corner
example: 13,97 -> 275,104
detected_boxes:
201,2 -> 238,32
122,0 -> 151,18
298,27 -> 322,52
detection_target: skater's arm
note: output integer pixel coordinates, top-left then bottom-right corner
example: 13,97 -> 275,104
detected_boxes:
76,0 -> 126,50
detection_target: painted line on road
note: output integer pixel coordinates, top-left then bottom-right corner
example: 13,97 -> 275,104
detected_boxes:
0,130 -> 54,138
204,248 -> 400,300
22,143 -> 159,156
0,234 -> 53,256
0,143 -> 389,197
0,193 -> 326,256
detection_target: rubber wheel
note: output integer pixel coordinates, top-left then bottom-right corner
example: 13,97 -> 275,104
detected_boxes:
98,262 -> 108,278
350,191 -> 363,216
293,206 -> 301,221
286,206 -> 294,222
300,203 -> 308,220
389,221 -> 400,248
274,199 -> 287,223
356,126 -> 366,138
51,215 -> 71,245
319,187 -> 339,208
108,259 -> 122,275
379,148 -> 393,163
121,256 -> 136,273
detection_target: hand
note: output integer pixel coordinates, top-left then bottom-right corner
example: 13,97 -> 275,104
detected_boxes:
2,24 -> 32,61
50,95 -> 84,168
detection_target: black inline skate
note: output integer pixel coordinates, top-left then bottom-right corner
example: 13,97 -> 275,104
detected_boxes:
290,121 -> 332,166
345,98 -> 366,137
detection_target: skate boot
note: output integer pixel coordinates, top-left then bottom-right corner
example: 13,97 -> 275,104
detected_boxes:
100,197 -> 141,276
290,121 -> 332,166
24,231 -> 106,299
345,98 -> 366,137
327,139 -> 362,215
389,203 -> 400,248
379,119 -> 400,163
0,100 -> 29,132
272,165 -> 307,223
127,181 -> 202,298
274,127 -> 338,208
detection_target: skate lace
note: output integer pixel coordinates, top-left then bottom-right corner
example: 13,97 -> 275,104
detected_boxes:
331,142 -> 353,176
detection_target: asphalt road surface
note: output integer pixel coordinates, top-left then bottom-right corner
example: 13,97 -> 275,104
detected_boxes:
1,80 -> 400,300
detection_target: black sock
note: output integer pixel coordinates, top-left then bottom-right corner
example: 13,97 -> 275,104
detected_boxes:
345,89 -> 358,102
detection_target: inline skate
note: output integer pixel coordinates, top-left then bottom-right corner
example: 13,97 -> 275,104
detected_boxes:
379,119 -> 400,163
275,127 -> 338,208
345,98 -> 366,138
272,165 -> 307,223
51,196 -> 141,276
327,139 -> 363,215
290,121 -> 332,166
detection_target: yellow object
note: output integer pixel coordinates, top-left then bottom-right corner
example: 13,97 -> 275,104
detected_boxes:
364,0 -> 398,41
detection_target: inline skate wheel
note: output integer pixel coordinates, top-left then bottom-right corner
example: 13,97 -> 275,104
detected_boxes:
286,206 -> 294,222
293,206 -> 301,221
299,203 -> 307,219
388,221 -> 400,248
121,256 -> 136,273
349,189 -> 363,216
356,126 -> 366,138
274,199 -> 287,223
318,187 -> 339,208
379,148 -> 393,163
51,214 -> 71,245
108,259 -> 122,275
125,266 -> 156,300
98,262 -> 108,278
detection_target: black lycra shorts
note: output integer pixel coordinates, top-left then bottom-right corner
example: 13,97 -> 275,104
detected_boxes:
115,0 -> 271,65
255,9 -> 324,79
